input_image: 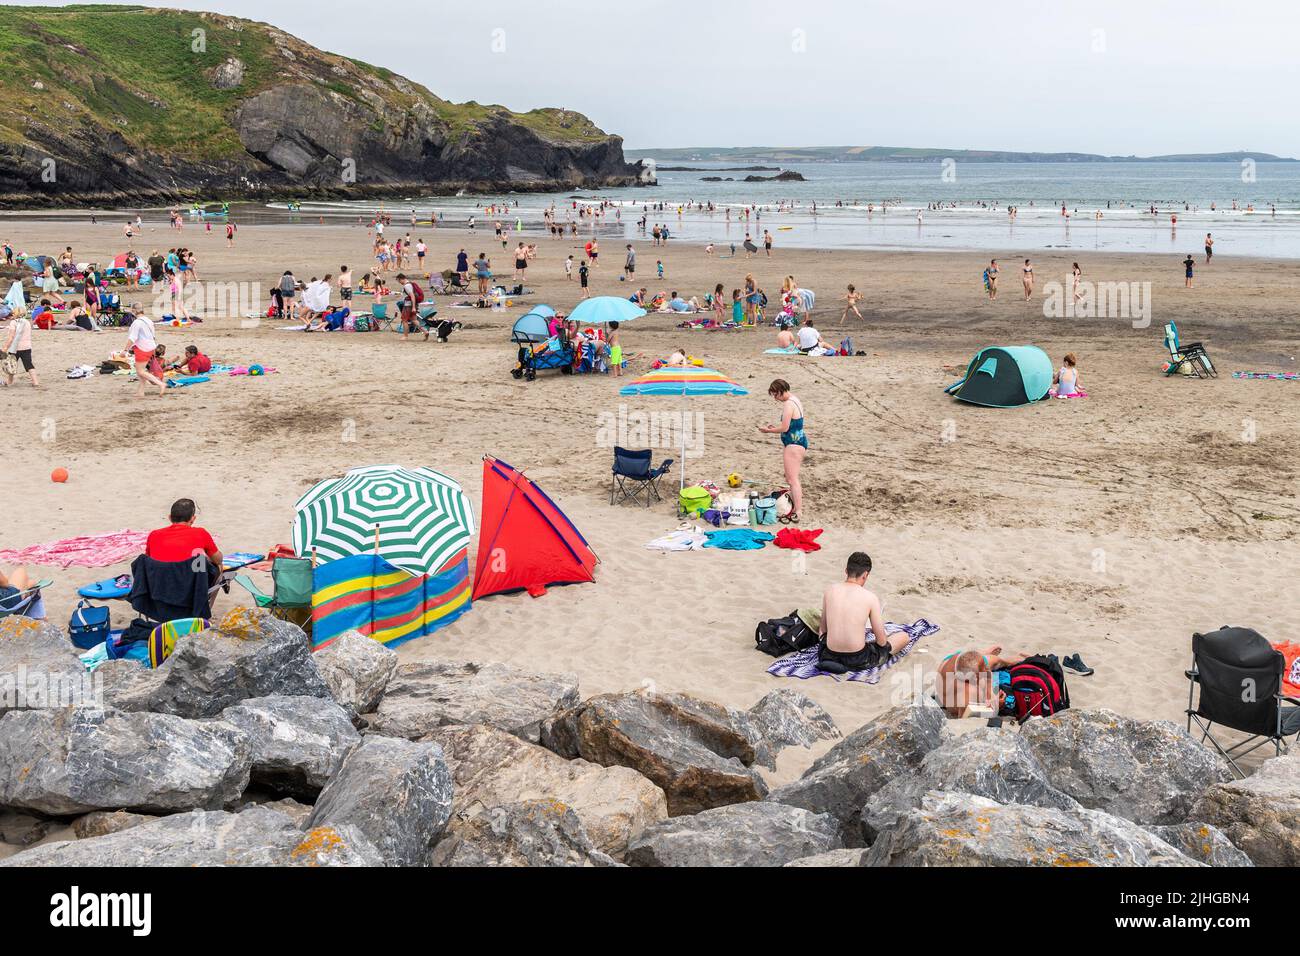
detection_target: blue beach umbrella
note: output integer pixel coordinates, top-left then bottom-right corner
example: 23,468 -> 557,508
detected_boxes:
569,296 -> 647,326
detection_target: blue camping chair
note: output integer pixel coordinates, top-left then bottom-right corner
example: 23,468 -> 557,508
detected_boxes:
1164,322 -> 1216,378
369,302 -> 393,331
0,580 -> 53,621
611,447 -> 674,507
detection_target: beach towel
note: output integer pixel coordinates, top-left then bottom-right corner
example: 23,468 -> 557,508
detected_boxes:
1048,386 -> 1089,398
702,529 -> 774,551
149,616 -> 211,669
774,528 -> 823,552
166,375 -> 209,388
646,528 -> 707,552
764,346 -> 803,355
1274,641 -> 1300,697
0,529 -> 148,569
767,618 -> 939,683
1233,371 -> 1300,381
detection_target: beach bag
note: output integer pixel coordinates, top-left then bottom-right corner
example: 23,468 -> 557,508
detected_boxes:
68,601 -> 111,650
412,283 -> 425,304
1004,655 -> 1070,721
726,498 -> 751,526
148,617 -> 211,669
354,313 -> 372,331
753,497 -> 778,525
755,609 -> 819,657
678,485 -> 712,516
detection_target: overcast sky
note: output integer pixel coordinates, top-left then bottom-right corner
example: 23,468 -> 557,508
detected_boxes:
28,0 -> 1300,155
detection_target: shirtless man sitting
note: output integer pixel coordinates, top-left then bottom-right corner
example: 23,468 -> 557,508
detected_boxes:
818,552 -> 904,671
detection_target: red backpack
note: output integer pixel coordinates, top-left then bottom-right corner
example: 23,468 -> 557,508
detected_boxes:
1004,655 -> 1070,722
412,283 -> 425,304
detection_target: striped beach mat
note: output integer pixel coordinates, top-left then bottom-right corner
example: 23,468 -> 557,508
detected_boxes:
310,551 -> 471,651
766,618 -> 939,683
1233,371 -> 1300,380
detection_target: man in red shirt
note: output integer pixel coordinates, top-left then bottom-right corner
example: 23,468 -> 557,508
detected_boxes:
177,345 -> 211,375
145,499 -> 222,570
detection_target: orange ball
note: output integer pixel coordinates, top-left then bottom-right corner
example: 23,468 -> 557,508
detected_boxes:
51,468 -> 68,483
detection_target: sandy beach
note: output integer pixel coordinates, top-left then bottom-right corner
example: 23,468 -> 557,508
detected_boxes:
4,218 -> 1299,789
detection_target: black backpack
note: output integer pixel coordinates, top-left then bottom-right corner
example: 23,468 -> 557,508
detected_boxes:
755,610 -> 819,657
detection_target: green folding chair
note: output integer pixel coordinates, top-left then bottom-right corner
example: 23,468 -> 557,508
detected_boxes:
234,557 -> 313,628
369,302 -> 393,331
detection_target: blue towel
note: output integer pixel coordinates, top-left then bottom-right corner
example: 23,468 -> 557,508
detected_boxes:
702,529 -> 774,551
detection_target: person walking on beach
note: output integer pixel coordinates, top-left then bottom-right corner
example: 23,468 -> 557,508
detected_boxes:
744,273 -> 760,324
474,253 -> 492,295
758,378 -> 806,523
624,244 -> 636,281
127,309 -> 165,397
514,243 -> 528,282
578,258 -> 591,298
1204,233 -> 1214,263
1184,254 -> 1195,288
817,551 -> 905,673
839,284 -> 863,325
1022,259 -> 1034,300
985,259 -> 999,300
1,308 -> 39,389
225,221 -> 236,247
763,229 -> 773,257
1071,262 -> 1082,306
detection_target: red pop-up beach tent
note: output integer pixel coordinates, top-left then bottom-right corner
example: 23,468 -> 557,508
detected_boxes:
472,456 -> 599,600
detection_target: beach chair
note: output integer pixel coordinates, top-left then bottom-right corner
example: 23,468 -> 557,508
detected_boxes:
1164,322 -> 1216,378
0,580 -> 52,620
369,302 -> 393,331
234,556 -> 313,627
1186,626 -> 1300,777
610,447 -> 673,507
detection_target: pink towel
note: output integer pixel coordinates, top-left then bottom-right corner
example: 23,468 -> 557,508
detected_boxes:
0,529 -> 150,569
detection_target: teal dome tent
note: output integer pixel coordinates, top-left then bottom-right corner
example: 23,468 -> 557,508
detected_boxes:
945,345 -> 1053,407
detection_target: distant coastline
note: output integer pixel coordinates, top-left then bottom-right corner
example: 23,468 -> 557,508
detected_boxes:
629,146 -> 1298,164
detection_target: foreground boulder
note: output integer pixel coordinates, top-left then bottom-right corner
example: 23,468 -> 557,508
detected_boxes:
421,723 -> 666,858
864,728 -> 1079,842
313,630 -> 398,716
0,618 -> 96,716
2,806 -> 382,866
767,704 -> 947,840
744,689 -> 841,755
0,707 -> 250,815
1190,750 -> 1300,866
1148,823 -> 1253,867
625,802 -> 842,867
307,736 -> 453,866
367,661 -> 578,743
220,695 -> 360,797
1020,709 -> 1230,825
110,609 -> 331,718
541,691 -> 769,815
430,800 -> 618,867
864,792 -> 1200,867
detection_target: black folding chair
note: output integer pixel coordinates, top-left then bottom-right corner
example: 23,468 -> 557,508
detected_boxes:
1186,626 -> 1300,777
610,447 -> 673,507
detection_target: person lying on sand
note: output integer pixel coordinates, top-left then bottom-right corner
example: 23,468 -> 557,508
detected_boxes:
817,552 -> 906,672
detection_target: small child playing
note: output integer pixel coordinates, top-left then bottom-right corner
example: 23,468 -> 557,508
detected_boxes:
656,260 -> 664,279
840,284 -> 863,324
1052,352 -> 1082,397
578,260 -> 590,298
731,288 -> 744,325
565,255 -> 574,280
607,320 -> 623,377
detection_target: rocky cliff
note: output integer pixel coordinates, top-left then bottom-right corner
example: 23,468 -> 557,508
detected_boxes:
0,5 -> 643,207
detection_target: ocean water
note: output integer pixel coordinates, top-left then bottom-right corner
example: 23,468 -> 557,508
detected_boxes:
275,160 -> 1300,259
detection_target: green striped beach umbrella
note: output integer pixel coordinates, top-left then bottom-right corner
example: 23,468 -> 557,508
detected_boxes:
293,465 -> 475,576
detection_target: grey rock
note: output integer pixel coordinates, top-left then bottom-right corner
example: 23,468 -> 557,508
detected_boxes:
625,802 -> 842,867
540,691 -> 769,816
220,695 -> 359,797
314,630 -> 397,715
116,609 -> 331,718
420,723 -> 666,859
0,707 -> 250,815
768,703 -> 947,840
210,56 -> 245,90
1149,823 -> 1253,867
864,728 -> 1079,842
430,800 -> 618,867
1021,709 -> 1230,825
0,617 -> 97,716
864,792 -> 1201,867
367,660 -> 578,743
1190,749 -> 1300,866
0,810 -> 57,846
2,806 -> 382,866
745,689 -> 841,753
237,796 -> 314,828
71,810 -> 157,840
307,735 -> 452,866
784,848 -> 870,867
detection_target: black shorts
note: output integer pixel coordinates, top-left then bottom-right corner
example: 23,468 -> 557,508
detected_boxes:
817,637 -> 890,671
515,259 -> 527,270
13,349 -> 34,371
341,288 -> 352,301
626,264 -> 635,274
